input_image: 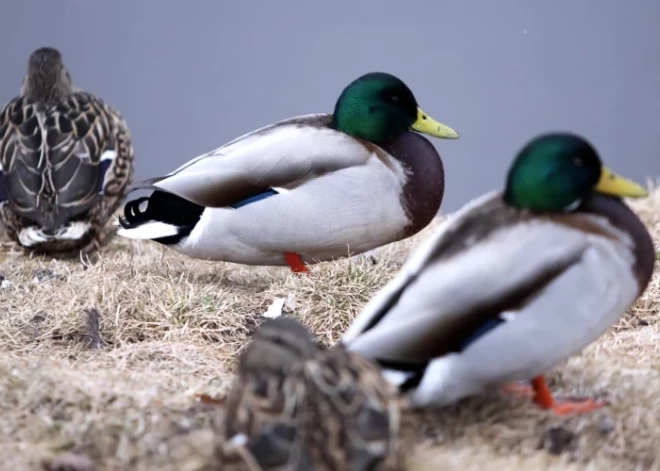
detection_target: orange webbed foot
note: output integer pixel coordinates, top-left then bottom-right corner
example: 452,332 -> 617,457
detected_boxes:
532,375 -> 607,416
502,376 -> 607,415
547,398 -> 608,415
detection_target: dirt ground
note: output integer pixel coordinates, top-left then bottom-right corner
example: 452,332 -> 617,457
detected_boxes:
0,187 -> 659,471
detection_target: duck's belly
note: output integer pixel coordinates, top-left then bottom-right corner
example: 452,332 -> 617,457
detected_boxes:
179,162 -> 412,265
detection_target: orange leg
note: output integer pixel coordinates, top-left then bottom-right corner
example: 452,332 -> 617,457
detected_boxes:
531,376 -> 607,415
531,375 -> 555,408
502,375 -> 607,415
284,252 -> 310,274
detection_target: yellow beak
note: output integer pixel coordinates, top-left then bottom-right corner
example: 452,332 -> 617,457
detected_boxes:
410,107 -> 459,139
596,166 -> 648,198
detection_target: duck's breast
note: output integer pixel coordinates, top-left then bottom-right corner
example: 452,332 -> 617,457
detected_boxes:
378,132 -> 445,237
582,194 -> 655,294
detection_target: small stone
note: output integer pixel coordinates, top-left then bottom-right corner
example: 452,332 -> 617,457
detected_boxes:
538,425 -> 576,455
33,269 -> 57,284
0,275 -> 11,289
42,452 -> 97,471
597,415 -> 616,436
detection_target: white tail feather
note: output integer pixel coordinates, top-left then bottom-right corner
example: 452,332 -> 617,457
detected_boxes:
17,222 -> 92,247
381,368 -> 416,387
116,222 -> 179,240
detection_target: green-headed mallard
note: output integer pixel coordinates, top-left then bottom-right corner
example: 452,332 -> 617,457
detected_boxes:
216,316 -> 400,470
116,72 -> 458,273
0,47 -> 134,255
341,132 -> 654,415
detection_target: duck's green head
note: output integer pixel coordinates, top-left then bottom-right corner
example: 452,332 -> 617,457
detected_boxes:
504,133 -> 648,212
331,72 -> 459,142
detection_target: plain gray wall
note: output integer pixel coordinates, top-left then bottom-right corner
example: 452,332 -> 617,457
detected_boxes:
1,0 -> 659,211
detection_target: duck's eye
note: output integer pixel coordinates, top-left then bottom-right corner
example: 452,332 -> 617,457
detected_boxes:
390,95 -> 400,104
571,156 -> 585,167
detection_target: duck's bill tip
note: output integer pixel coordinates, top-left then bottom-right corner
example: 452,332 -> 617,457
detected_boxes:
411,107 -> 460,139
596,167 -> 649,199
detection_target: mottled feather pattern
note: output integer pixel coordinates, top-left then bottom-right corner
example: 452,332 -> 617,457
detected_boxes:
0,161 -> 6,203
216,317 -> 400,471
0,90 -> 133,251
303,346 -> 400,471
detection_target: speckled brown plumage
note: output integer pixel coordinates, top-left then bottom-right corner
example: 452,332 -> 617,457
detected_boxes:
0,47 -> 133,255
215,317 -> 401,471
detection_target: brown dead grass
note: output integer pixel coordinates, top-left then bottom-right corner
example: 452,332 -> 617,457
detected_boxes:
1,186 -> 660,470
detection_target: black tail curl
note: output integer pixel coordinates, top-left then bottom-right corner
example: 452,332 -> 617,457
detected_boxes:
118,190 -> 205,244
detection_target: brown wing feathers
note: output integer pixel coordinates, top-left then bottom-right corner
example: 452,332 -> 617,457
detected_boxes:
0,92 -> 132,231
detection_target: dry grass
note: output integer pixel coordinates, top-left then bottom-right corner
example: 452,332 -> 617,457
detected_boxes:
1,187 -> 660,471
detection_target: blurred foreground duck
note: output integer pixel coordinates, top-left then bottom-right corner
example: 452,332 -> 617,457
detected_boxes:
0,47 -> 134,255
342,132 -> 654,415
117,72 -> 458,273
216,316 -> 401,470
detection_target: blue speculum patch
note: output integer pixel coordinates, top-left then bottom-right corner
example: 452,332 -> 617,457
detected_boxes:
457,317 -> 506,351
231,188 -> 279,209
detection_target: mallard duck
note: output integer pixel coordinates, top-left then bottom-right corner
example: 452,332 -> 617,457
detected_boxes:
342,132 -> 655,415
0,47 -> 134,255
116,72 -> 458,273
215,316 -> 401,470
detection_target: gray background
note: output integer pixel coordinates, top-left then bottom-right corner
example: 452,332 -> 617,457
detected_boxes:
1,0 -> 659,211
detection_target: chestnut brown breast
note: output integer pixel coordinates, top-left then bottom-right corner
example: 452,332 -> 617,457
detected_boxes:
377,132 -> 445,237
582,194 -> 656,295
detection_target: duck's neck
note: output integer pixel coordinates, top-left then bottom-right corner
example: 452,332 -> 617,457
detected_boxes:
21,73 -> 72,104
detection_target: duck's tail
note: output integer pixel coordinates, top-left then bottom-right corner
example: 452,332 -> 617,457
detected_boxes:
375,358 -> 428,392
116,190 -> 205,245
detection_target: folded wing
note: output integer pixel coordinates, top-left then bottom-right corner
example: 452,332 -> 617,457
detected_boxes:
343,195 -> 593,364
132,114 -> 375,208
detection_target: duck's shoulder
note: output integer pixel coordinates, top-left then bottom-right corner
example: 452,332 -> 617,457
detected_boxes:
272,113 -> 333,129
422,191 -> 524,262
221,113 -> 334,147
425,192 -> 645,264
427,192 -> 654,289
